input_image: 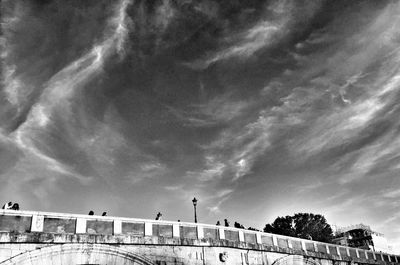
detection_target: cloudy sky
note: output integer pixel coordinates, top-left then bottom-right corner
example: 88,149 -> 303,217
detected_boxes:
1,0 -> 400,251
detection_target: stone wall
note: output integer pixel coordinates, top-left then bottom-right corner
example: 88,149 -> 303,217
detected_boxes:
0,210 -> 398,265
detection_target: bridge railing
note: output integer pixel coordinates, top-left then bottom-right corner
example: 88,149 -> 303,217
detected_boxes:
0,210 -> 398,263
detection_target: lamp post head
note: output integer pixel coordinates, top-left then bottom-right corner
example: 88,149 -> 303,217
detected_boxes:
192,197 -> 197,206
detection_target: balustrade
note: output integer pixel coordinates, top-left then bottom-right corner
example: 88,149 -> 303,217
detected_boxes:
0,209 -> 399,263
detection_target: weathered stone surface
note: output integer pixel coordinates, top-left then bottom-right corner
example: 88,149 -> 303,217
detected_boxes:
0,210 -> 398,265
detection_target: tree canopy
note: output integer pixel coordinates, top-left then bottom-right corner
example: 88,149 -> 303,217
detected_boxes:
263,213 -> 333,243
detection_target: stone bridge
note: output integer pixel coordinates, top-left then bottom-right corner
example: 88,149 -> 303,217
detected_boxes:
0,210 -> 398,265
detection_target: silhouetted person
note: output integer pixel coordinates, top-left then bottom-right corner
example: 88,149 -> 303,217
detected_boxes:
224,219 -> 229,227
102,212 -> 107,216
216,221 -> 221,226
155,212 -> 162,220
234,222 -> 244,229
2,202 -> 12,210
88,210 -> 94,215
11,203 -> 19,210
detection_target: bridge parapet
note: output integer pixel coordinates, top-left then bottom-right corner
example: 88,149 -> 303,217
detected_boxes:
0,210 -> 398,264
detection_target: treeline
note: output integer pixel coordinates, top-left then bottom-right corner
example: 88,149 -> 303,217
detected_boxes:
230,213 -> 333,243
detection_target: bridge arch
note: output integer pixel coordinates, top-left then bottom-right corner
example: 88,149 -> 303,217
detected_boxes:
0,243 -> 155,265
272,255 -> 322,265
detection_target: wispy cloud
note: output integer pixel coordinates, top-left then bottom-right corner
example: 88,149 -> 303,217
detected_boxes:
0,0 -> 135,203
4,0 -> 133,182
185,0 -> 323,70
193,114 -> 274,183
164,185 -> 183,191
207,189 -> 234,214
383,188 -> 400,199
185,156 -> 225,182
188,22 -> 280,70
167,93 -> 250,128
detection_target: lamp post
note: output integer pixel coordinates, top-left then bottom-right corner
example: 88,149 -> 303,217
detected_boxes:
192,197 -> 198,223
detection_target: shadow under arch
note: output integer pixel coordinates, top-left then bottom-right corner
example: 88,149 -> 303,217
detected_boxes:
0,243 -> 155,265
272,255 -> 322,265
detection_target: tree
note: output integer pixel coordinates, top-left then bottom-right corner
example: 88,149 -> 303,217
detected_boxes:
293,213 -> 333,243
264,215 -> 296,237
263,213 -> 333,243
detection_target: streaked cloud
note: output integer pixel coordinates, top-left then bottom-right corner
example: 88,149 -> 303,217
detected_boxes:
186,0 -> 323,70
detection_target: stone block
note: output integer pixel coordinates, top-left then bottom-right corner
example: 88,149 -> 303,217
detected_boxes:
238,230 -> 245,242
256,233 -> 262,244
75,218 -> 86,234
145,222 -> 152,236
218,228 -> 225,240
172,224 -> 179,238
197,226 -> 204,239
31,215 -> 44,232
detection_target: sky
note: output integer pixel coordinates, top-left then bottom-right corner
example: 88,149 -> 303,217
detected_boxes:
1,0 -> 400,252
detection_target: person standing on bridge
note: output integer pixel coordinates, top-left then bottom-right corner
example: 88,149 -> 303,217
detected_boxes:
155,212 -> 162,220
224,219 -> 230,227
2,202 -> 13,210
